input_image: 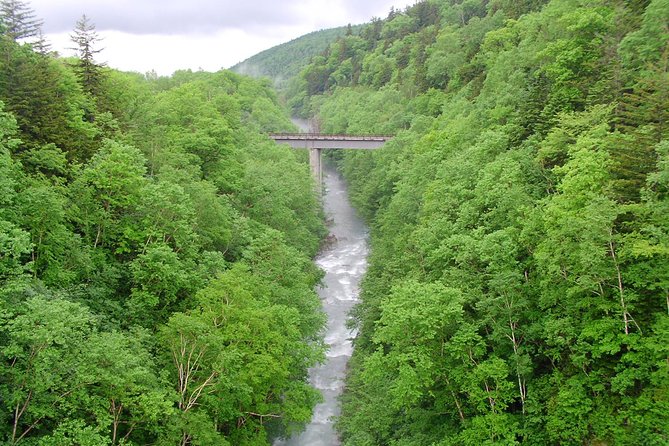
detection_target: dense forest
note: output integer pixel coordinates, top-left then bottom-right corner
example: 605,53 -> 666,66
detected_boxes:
287,0 -> 669,444
2,0 -> 669,445
0,2 -> 329,445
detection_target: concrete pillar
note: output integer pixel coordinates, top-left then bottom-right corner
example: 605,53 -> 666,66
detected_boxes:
309,147 -> 322,194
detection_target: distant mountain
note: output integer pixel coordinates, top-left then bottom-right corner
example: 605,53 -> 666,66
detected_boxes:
231,25 -> 362,88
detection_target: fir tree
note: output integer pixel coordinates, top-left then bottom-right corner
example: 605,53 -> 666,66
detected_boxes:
69,14 -> 104,97
32,28 -> 51,55
0,0 -> 43,42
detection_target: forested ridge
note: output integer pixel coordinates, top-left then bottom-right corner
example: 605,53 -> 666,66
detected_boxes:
0,3 -> 328,444
289,0 -> 669,444
231,24 -> 362,89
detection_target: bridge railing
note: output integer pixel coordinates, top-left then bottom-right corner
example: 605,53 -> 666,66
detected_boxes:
269,133 -> 392,141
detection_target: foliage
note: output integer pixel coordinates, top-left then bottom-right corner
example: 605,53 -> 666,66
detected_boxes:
0,11 -> 326,445
3,0 -> 669,444
290,0 -> 669,444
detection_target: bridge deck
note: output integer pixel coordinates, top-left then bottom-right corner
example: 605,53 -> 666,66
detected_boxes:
270,133 -> 391,150
270,133 -> 391,141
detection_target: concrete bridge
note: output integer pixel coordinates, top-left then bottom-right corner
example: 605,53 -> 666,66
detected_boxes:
269,133 -> 391,191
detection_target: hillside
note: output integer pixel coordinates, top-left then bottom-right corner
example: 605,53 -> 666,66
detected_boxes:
0,13 -> 327,444
291,0 -> 669,444
231,24 -> 361,88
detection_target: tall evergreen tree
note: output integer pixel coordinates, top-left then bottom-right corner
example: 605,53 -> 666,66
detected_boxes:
70,14 -> 104,97
0,0 -> 43,42
31,28 -> 51,55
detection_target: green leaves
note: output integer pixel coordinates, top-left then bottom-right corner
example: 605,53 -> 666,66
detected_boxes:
0,38 -> 326,445
371,281 -> 465,406
0,219 -> 30,280
619,0 -> 669,74
160,264 -> 324,444
1,296 -> 95,443
306,2 -> 669,445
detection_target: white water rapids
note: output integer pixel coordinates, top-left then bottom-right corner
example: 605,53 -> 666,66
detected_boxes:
274,159 -> 369,445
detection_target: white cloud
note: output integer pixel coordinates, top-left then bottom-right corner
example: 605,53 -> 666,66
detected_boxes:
38,0 -> 417,75
49,29 -> 280,74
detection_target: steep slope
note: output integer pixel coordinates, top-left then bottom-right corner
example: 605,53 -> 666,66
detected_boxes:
0,27 -> 327,445
291,0 -> 669,444
231,25 -> 361,88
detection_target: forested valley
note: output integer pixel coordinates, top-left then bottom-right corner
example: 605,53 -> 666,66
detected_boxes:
1,0 -> 669,445
0,3 -> 329,444
285,0 -> 669,444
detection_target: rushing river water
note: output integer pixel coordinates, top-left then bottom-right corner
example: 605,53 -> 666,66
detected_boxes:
274,161 -> 369,446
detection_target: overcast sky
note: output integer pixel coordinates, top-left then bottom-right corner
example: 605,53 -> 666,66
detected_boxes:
30,0 -> 416,76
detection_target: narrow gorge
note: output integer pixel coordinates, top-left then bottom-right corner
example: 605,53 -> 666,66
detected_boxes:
276,162 -> 368,445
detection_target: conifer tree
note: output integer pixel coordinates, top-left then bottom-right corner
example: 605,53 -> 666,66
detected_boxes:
32,28 -> 51,55
70,14 -> 104,97
0,0 -> 43,42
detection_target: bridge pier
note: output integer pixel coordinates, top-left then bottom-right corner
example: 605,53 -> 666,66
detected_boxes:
309,147 -> 322,194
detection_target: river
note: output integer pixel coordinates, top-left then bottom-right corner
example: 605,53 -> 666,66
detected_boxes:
274,160 -> 369,445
